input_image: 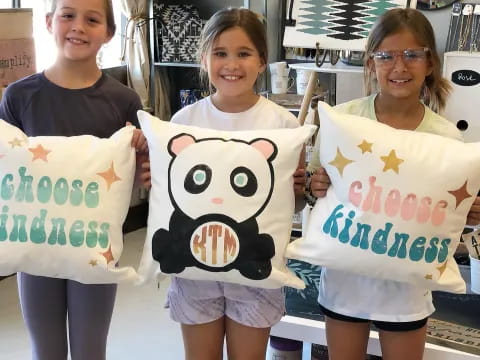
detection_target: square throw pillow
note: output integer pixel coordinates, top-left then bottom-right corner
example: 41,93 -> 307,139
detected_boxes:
0,120 -> 138,284
136,110 -> 316,289
286,102 -> 480,293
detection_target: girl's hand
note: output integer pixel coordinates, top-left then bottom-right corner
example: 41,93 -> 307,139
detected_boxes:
126,122 -> 151,189
467,196 -> 480,226
126,122 -> 148,153
293,168 -> 306,196
136,154 -> 151,190
310,167 -> 330,198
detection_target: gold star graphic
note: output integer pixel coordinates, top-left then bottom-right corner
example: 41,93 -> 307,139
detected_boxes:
29,144 -> 51,162
437,261 -> 448,276
8,137 -> 24,148
97,161 -> 121,191
328,147 -> 354,176
425,274 -> 433,280
100,245 -> 115,264
89,259 -> 98,267
448,180 -> 472,209
357,140 -> 373,154
380,150 -> 404,174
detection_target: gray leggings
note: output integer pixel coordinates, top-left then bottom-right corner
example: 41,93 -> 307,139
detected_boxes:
17,273 -> 117,360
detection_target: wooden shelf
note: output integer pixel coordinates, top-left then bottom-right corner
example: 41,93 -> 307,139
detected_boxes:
154,62 -> 200,68
289,62 -> 363,74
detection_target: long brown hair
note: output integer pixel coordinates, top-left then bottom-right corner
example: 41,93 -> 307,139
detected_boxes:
48,0 -> 116,36
364,8 -> 450,112
197,8 -> 267,90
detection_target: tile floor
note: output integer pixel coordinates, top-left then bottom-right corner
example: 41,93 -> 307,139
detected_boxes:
0,228 -> 186,360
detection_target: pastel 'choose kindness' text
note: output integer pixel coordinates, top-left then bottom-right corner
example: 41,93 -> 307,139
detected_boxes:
0,167 -> 110,248
323,176 -> 452,264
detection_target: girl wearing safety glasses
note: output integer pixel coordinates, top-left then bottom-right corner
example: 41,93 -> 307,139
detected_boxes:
308,8 -> 480,360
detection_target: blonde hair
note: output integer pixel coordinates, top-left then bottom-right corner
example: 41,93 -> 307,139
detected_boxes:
197,8 -> 267,90
364,8 -> 450,112
48,0 -> 116,36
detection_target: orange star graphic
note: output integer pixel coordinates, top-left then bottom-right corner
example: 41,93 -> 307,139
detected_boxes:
8,137 -> 23,148
357,140 -> 373,154
448,180 -> 472,209
328,147 -> 354,176
100,246 -> 115,264
425,274 -> 433,280
29,144 -> 51,162
89,259 -> 98,267
380,150 -> 404,174
437,261 -> 448,276
97,161 -> 121,190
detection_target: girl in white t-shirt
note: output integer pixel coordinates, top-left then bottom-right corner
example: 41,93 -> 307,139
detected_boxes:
166,8 -> 305,360
308,8 -> 480,360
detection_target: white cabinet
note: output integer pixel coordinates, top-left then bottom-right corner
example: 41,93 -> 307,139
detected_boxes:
442,52 -> 480,142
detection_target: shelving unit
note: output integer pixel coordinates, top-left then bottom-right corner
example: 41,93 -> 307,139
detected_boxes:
289,61 -> 363,74
148,0 -> 286,114
153,62 -> 200,68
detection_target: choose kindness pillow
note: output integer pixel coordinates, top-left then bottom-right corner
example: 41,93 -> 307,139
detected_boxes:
137,110 -> 316,289
286,102 -> 480,293
0,120 -> 138,284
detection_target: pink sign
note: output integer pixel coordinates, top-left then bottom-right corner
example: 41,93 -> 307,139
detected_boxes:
0,38 -> 36,87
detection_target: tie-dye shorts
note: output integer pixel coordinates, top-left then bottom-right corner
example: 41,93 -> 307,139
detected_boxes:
167,277 -> 285,328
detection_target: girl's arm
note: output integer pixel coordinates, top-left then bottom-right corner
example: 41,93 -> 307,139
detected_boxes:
294,148 -> 306,213
307,133 -> 331,199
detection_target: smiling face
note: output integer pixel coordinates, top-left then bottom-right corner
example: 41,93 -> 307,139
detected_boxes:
202,26 -> 266,103
368,29 -> 433,102
46,0 -> 112,64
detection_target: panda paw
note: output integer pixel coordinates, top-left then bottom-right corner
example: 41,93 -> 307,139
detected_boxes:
257,234 -> 275,259
152,228 -> 172,262
238,261 -> 272,280
159,261 -> 186,274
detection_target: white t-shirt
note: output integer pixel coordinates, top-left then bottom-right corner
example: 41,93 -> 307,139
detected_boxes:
309,94 -> 462,322
171,95 -> 298,131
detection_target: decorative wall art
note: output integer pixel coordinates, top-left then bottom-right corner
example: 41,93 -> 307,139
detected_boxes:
284,0 -> 411,51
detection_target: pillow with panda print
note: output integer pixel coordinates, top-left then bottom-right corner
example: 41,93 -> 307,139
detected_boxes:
286,102 -> 480,293
136,110 -> 316,289
0,120 -> 138,284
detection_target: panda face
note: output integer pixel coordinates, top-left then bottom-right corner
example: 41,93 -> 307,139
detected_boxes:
169,138 -> 274,223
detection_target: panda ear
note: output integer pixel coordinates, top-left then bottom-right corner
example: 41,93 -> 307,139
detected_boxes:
169,134 -> 196,156
250,138 -> 277,161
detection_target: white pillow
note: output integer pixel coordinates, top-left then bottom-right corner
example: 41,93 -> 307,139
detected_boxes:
0,120 -> 138,284
136,110 -> 316,289
286,102 -> 480,293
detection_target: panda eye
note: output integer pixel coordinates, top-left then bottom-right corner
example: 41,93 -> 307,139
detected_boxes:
233,173 -> 247,187
230,166 -> 257,197
193,170 -> 207,185
185,164 -> 211,194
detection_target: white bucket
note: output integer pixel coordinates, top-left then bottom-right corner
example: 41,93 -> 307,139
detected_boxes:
271,74 -> 295,94
470,255 -> 480,294
269,61 -> 288,76
296,69 -> 313,95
